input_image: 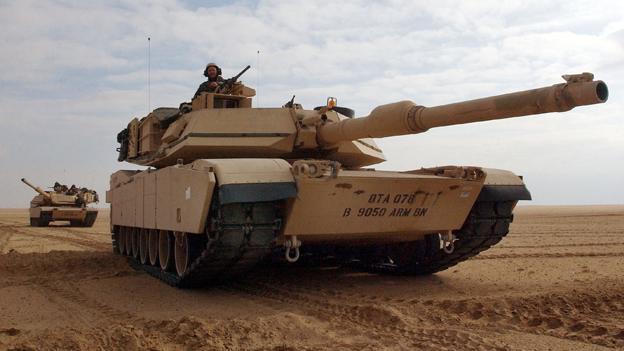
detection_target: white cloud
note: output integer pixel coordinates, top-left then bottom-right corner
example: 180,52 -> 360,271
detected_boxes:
0,0 -> 622,206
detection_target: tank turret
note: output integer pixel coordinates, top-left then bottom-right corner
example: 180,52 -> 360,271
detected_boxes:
116,73 -> 607,169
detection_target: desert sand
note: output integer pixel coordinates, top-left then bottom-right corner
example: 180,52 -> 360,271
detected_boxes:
0,206 -> 622,350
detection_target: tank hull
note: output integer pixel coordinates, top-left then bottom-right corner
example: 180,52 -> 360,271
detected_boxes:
284,169 -> 483,242
29,204 -> 98,227
107,74 -> 606,287
107,158 -> 529,287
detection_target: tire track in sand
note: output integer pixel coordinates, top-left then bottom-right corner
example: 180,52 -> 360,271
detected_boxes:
0,250 -> 138,288
0,232 -> 13,252
62,226 -> 110,238
0,218 -> 30,227
423,291 -> 624,349
39,281 -> 139,325
0,220 -> 25,252
223,280 -> 510,351
507,233 -> 622,238
473,252 -> 624,260
496,242 -> 624,249
6,226 -> 109,251
241,271 -> 624,349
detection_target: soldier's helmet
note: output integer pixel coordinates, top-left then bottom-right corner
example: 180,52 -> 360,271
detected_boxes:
203,63 -> 222,77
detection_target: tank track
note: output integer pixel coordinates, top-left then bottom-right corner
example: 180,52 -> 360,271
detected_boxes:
113,201 -> 280,288
359,200 -> 515,275
70,212 -> 97,227
30,212 -> 52,227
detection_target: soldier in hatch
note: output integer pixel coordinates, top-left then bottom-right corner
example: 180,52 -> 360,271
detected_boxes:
53,182 -> 68,193
67,184 -> 78,195
193,63 -> 224,98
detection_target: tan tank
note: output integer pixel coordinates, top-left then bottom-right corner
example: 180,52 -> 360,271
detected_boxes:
22,178 -> 99,227
107,72 -> 608,287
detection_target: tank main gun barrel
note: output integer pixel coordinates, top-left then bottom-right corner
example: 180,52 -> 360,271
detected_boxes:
317,74 -> 608,145
21,178 -> 52,199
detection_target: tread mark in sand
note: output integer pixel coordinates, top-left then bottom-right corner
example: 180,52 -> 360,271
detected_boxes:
425,292 -> 624,348
40,281 -> 138,322
8,226 -> 109,251
223,281 -> 509,351
0,232 -> 13,252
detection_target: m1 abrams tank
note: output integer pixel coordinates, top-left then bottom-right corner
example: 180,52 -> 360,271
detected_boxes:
22,178 -> 99,227
108,72 -> 608,287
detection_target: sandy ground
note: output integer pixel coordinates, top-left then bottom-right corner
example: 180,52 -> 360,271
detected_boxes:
0,206 -> 622,350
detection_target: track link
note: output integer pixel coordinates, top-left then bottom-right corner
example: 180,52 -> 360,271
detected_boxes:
114,201 -> 280,288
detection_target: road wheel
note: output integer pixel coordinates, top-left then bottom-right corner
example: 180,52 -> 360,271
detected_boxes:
131,229 -> 140,258
118,227 -> 127,255
174,232 -> 192,277
139,229 -> 149,264
125,227 -> 133,256
159,230 -> 174,271
117,227 -> 126,255
148,229 -> 159,266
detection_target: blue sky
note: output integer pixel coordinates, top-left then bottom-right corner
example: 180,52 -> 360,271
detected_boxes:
0,0 -> 622,207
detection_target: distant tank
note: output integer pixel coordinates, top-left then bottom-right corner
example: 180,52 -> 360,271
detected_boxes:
108,71 -> 608,287
22,178 -> 99,227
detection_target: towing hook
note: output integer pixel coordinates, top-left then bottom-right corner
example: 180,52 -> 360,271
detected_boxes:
443,241 -> 455,254
285,246 -> 300,262
441,231 -> 456,254
284,235 -> 302,263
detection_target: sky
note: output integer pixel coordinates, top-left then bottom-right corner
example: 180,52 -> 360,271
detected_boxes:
0,0 -> 622,207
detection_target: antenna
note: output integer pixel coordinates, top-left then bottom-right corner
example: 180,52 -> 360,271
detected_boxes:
256,50 -> 260,107
148,37 -> 151,113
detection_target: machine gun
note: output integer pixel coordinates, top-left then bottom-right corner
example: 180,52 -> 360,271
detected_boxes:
215,65 -> 251,94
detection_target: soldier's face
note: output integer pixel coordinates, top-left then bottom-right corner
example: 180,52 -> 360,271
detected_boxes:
207,66 -> 217,78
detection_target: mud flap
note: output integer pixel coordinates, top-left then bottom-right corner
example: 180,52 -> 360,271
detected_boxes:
476,184 -> 531,202
218,182 -> 297,204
